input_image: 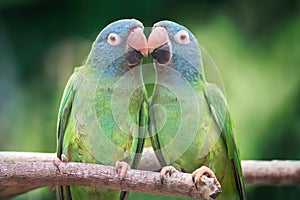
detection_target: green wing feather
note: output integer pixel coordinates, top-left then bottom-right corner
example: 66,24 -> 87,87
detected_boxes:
148,98 -> 167,167
131,97 -> 148,168
120,96 -> 148,200
56,72 -> 77,200
204,83 -> 246,200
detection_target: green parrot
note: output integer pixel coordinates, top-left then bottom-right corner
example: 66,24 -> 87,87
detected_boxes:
147,21 -> 246,199
56,19 -> 148,200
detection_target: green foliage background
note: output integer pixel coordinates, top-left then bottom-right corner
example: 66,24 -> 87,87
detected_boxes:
0,0 -> 299,199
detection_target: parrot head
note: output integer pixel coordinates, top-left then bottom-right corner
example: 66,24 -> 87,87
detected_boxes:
148,20 -> 202,81
86,19 -> 148,69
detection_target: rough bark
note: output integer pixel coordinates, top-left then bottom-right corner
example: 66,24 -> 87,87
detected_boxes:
1,149 -> 300,199
242,160 -> 300,185
0,159 -> 219,199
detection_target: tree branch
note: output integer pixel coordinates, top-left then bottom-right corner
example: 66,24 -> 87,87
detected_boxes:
242,160 -> 300,185
1,148 -> 300,199
0,159 -> 219,199
140,148 -> 300,185
1,149 -> 300,185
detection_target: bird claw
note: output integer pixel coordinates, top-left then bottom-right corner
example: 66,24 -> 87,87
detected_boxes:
60,154 -> 68,163
53,154 -> 68,170
192,166 -> 221,192
51,154 -> 68,191
160,166 -> 178,184
115,161 -> 130,180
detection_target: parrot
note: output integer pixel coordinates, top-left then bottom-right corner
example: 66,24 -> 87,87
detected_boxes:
56,19 -> 148,200
147,20 -> 246,199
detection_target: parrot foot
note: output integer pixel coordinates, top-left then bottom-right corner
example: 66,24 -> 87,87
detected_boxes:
53,154 -> 68,171
115,161 -> 130,180
192,166 -> 221,192
60,154 -> 68,162
50,154 -> 68,191
160,166 -> 178,184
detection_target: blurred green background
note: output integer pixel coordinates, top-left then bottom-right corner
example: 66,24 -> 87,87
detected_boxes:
0,0 -> 299,199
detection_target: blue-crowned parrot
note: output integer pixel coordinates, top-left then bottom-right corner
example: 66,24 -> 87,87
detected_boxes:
56,19 -> 148,200
147,20 -> 246,199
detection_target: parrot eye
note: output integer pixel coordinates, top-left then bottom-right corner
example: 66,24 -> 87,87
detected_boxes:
107,33 -> 122,46
174,30 -> 190,45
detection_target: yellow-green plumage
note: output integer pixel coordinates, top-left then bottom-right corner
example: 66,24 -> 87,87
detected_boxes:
148,20 -> 245,199
56,19 -> 148,200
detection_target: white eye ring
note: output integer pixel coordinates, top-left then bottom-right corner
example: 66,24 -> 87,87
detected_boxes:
174,30 -> 190,44
107,33 -> 122,46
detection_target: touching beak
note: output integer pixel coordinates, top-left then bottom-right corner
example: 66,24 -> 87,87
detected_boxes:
148,26 -> 171,65
148,27 -> 169,54
127,27 -> 148,57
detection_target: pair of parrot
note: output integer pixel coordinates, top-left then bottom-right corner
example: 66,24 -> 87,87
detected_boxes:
56,19 -> 246,200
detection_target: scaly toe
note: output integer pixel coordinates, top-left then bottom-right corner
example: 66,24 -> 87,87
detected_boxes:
60,154 -> 68,163
115,161 -> 130,180
160,166 -> 178,184
192,166 -> 219,189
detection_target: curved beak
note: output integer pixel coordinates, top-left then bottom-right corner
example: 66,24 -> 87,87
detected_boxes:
148,27 -> 169,54
127,27 -> 148,57
148,26 -> 171,65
